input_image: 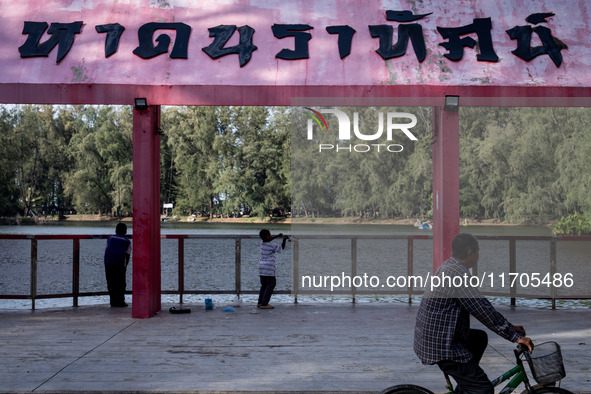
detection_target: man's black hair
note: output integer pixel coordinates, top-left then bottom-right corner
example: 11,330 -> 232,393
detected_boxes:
451,232 -> 478,260
116,222 -> 127,236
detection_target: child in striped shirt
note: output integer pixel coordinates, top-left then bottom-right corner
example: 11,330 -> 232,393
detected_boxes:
257,229 -> 289,309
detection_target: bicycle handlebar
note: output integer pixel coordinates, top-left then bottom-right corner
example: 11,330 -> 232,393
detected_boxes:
516,343 -> 530,355
514,343 -> 533,365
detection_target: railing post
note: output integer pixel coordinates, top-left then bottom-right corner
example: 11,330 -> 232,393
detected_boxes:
407,237 -> 414,304
351,237 -> 357,304
550,238 -> 557,310
292,237 -> 299,304
509,239 -> 516,307
178,237 -> 184,304
30,237 -> 37,310
73,238 -> 80,307
235,238 -> 241,298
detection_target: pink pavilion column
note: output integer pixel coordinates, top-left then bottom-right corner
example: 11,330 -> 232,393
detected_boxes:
132,105 -> 161,318
431,105 -> 460,271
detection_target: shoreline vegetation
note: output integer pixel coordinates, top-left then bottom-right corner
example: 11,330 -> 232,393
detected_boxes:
2,106 -> 589,235
0,214 -> 555,228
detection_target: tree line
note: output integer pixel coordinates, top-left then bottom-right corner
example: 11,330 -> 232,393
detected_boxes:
0,105 -> 290,219
0,105 -> 590,224
292,106 -> 591,224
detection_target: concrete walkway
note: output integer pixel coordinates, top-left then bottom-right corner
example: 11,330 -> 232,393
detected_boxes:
0,302 -> 589,393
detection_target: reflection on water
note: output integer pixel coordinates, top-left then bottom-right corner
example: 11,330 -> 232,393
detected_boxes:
0,222 -> 589,309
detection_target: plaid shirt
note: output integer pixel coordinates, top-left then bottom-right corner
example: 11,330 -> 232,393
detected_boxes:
414,257 -> 522,365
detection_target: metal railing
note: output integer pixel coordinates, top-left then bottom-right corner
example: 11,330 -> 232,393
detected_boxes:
291,234 -> 431,303
471,235 -> 591,309
1,234 -> 590,309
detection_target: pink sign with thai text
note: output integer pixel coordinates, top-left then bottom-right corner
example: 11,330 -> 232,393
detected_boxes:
1,0 -> 590,105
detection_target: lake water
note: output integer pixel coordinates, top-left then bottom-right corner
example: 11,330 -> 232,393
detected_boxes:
1,222 -> 589,309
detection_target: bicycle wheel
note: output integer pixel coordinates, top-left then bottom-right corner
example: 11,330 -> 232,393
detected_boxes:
378,384 -> 435,394
520,386 -> 575,394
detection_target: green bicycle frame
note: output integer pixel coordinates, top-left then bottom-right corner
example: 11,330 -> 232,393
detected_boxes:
443,363 -> 530,394
491,364 -> 530,394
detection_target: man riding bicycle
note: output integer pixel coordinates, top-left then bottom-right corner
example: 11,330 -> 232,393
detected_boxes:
414,233 -> 534,394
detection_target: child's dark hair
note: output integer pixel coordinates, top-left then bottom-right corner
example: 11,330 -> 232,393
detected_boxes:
116,222 -> 127,236
259,229 -> 270,240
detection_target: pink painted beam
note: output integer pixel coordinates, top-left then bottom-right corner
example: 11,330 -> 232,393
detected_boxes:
3,84 -> 591,107
431,106 -> 460,270
132,105 -> 161,318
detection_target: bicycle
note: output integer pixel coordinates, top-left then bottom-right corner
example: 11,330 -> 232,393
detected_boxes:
379,341 -> 574,394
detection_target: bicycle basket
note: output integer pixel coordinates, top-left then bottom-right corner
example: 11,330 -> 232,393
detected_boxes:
524,341 -> 566,384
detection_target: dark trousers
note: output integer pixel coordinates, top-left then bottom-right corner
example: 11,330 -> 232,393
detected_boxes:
436,329 -> 494,394
105,263 -> 127,306
258,275 -> 276,306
